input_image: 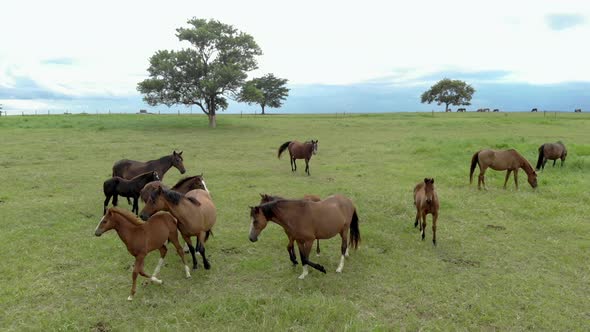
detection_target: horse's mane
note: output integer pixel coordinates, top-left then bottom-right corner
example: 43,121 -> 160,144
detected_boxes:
256,199 -> 306,220
110,207 -> 144,226
159,188 -> 200,206
172,176 -> 200,190
514,151 -> 535,174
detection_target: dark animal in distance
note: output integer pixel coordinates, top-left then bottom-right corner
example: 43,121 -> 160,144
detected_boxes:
457,108 -> 466,112
536,142 -> 567,171
413,178 -> 439,245
470,149 -> 538,190
531,108 -> 538,112
249,195 -> 360,279
574,108 -> 582,113
278,140 -> 318,176
103,171 -> 159,215
94,208 -> 190,301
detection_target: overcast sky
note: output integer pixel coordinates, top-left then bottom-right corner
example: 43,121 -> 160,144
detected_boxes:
1,0 -> 589,112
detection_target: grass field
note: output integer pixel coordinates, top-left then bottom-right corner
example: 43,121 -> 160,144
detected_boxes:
1,112 -> 589,331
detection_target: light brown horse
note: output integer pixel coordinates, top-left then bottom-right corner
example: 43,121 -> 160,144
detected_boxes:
278,140 -> 318,175
140,186 -> 216,270
259,193 -> 322,262
249,195 -> 360,279
140,174 -> 209,203
536,142 -> 567,171
413,178 -> 439,245
94,208 -> 190,301
470,149 -> 538,190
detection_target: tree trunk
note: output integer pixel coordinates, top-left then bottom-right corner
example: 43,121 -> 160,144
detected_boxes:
208,109 -> 216,128
445,103 -> 449,112
261,105 -> 265,115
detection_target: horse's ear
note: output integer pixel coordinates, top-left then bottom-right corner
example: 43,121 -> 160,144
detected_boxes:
424,178 -> 429,183
179,151 -> 183,156
430,178 -> 435,184
259,193 -> 264,198
173,150 -> 178,156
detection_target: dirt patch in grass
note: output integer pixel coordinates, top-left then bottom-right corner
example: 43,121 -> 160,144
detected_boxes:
486,224 -> 506,231
92,321 -> 111,332
442,257 -> 480,267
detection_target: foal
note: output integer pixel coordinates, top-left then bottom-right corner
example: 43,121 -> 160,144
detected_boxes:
278,140 -> 318,175
94,208 -> 190,301
413,178 -> 439,245
103,171 -> 159,215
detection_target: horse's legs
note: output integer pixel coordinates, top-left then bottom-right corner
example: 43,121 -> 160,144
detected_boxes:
432,212 -> 438,246
414,209 -> 420,229
182,234 -> 198,269
126,197 -> 132,206
152,246 -> 167,278
296,240 -> 326,279
316,240 -> 321,257
542,159 -> 547,170
103,195 -> 111,215
169,231 -> 191,278
287,236 -> 298,265
293,158 -> 297,172
305,158 -> 310,176
552,159 -> 556,167
561,158 -> 565,167
129,255 -> 160,301
196,232 -> 210,270
336,231 -> 348,273
503,170 -> 512,189
132,196 -> 139,215
421,214 -> 427,240
513,169 -> 519,190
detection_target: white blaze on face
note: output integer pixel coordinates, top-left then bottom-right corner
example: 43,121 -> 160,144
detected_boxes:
94,215 -> 105,234
200,179 -> 209,193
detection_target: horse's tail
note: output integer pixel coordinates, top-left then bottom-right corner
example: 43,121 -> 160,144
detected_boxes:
349,209 -> 360,249
469,151 -> 480,184
278,141 -> 291,159
536,144 -> 545,170
205,230 -> 213,242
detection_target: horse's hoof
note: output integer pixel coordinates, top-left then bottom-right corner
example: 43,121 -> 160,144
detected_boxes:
433,240 -> 437,246
192,265 -> 198,270
318,265 -> 326,274
336,268 -> 342,273
150,276 -> 163,284
127,295 -> 133,301
204,263 -> 211,270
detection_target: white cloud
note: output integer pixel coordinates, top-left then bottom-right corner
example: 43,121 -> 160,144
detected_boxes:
0,0 -> 589,98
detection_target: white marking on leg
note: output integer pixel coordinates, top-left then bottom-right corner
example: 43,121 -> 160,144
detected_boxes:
127,295 -> 133,301
152,258 -> 164,277
298,265 -> 309,279
150,276 -> 162,284
421,229 -> 424,238
345,247 -> 349,257
201,180 -> 209,193
184,265 -> 191,278
183,243 -> 189,252
94,215 -> 105,234
336,255 -> 345,273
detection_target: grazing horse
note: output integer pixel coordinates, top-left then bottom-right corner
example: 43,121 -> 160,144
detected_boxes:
103,171 -> 159,215
249,195 -> 360,279
413,178 -> 439,245
493,109 -> 500,112
536,142 -> 567,171
278,140 -> 318,175
457,108 -> 466,112
94,208 -> 190,301
574,108 -> 582,113
531,108 -> 538,112
259,193 -> 322,260
140,186 -> 216,270
470,149 -> 538,190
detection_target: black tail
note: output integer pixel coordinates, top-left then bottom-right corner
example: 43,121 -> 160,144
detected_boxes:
469,151 -> 480,184
278,141 -> 291,159
205,230 -> 212,242
536,144 -> 545,170
349,209 -> 360,249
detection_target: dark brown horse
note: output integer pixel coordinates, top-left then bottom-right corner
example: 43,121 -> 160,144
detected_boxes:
536,142 -> 567,171
103,171 -> 159,215
413,178 -> 439,245
470,149 -> 538,190
249,195 -> 360,279
140,186 -> 216,270
94,208 -> 190,301
259,193 -> 322,261
140,174 -> 208,203
278,140 -> 318,175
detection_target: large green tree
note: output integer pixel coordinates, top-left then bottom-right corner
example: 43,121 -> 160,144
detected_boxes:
420,78 -> 475,112
137,18 -> 262,128
238,74 -> 289,114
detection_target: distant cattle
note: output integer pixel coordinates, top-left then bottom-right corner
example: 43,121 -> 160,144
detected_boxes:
531,108 -> 538,112
493,109 -> 500,112
457,108 -> 466,112
574,108 -> 582,113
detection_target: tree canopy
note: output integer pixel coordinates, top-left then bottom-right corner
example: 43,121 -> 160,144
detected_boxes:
420,78 -> 475,112
238,74 -> 289,114
137,18 -> 262,127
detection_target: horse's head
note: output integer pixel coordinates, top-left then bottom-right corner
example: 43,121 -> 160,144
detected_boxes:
172,150 -> 186,174
195,173 -> 209,193
139,184 -> 167,221
311,140 -> 318,155
249,206 -> 269,242
94,209 -> 117,236
527,171 -> 538,189
423,178 -> 435,204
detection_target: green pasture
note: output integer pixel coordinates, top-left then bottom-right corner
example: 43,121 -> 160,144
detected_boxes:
0,112 -> 588,331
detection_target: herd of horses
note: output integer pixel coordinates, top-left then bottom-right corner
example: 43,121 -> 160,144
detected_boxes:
94,138 -> 569,300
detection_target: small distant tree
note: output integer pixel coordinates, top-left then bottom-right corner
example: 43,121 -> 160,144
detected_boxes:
238,74 -> 289,114
420,78 -> 475,112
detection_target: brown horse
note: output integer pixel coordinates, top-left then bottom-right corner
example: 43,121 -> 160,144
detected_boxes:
536,142 -> 567,171
278,140 -> 318,175
103,171 -> 160,215
140,186 -> 216,270
470,149 -> 538,190
413,178 -> 439,245
94,208 -> 190,301
249,195 -> 360,279
140,174 -> 209,203
259,193 -> 322,261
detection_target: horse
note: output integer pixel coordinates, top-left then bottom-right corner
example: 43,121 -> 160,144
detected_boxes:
259,193 -> 322,261
413,178 -> 439,245
103,171 -> 159,215
470,149 -> 538,190
94,207 -> 191,301
140,185 -> 216,271
457,108 -> 466,112
574,108 -> 582,113
536,142 -> 567,171
140,174 -> 209,203
531,108 -> 538,112
493,109 -> 500,112
112,151 -> 186,204
278,140 -> 318,175
249,195 -> 360,279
